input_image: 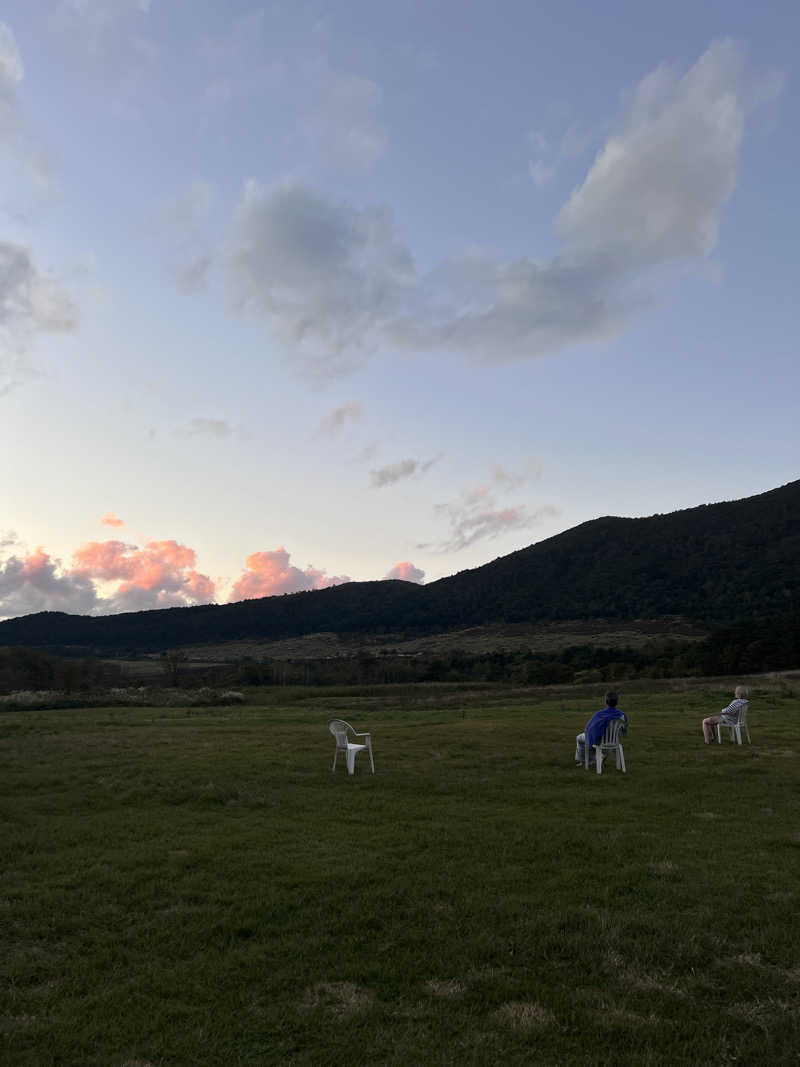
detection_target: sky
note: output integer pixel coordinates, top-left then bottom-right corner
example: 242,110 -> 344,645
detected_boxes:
0,0 -> 798,619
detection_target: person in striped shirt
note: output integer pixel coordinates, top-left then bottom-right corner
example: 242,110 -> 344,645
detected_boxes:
702,685 -> 750,743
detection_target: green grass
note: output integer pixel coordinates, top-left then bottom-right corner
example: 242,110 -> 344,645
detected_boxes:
2,679 -> 799,1065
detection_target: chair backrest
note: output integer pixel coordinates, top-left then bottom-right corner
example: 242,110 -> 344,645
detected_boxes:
601,718 -> 624,745
328,719 -> 353,751
722,699 -> 748,725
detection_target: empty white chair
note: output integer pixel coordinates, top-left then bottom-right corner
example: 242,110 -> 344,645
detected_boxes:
328,719 -> 375,775
716,703 -> 751,745
585,718 -> 627,775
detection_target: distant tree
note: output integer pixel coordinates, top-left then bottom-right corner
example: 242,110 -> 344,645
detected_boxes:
161,649 -> 188,687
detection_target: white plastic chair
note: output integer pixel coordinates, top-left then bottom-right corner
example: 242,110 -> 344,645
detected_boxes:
716,704 -> 751,745
585,718 -> 627,775
328,719 -> 375,775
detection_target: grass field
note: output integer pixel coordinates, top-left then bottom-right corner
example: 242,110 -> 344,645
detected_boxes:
2,678 -> 799,1066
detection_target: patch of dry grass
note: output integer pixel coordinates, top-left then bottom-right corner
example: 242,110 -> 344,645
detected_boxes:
301,982 -> 374,1018
492,1001 -> 556,1030
424,979 -> 465,998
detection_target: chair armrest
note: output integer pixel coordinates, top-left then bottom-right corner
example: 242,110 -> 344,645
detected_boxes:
352,731 -> 371,741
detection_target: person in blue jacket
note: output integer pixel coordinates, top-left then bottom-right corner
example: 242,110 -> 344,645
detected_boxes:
574,691 -> 628,766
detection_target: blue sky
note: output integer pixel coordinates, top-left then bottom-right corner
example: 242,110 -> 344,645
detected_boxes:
1,0 -> 797,618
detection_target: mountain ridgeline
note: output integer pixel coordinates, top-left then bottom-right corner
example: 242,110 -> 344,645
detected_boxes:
1,479 -> 798,655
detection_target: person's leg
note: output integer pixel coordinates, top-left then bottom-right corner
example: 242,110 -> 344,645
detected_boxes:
702,716 -> 719,743
575,732 -> 586,764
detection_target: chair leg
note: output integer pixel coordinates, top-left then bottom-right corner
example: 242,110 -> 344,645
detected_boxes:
346,747 -> 356,775
744,724 -> 751,744
716,723 -> 722,744
332,749 -> 338,772
595,746 -> 603,774
367,741 -> 375,773
618,744 -> 626,773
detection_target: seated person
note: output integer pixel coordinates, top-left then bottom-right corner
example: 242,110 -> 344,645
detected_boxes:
702,685 -> 750,743
575,691 -> 628,766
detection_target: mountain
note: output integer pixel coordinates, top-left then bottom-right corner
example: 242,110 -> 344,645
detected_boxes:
1,479 -> 798,654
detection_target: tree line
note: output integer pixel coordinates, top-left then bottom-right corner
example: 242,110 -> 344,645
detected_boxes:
2,611 -> 798,694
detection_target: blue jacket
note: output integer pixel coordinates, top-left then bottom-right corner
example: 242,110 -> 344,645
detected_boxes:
585,707 -> 627,747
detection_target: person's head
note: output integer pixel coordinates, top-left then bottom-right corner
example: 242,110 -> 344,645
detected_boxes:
605,690 -> 618,707
734,685 -> 751,700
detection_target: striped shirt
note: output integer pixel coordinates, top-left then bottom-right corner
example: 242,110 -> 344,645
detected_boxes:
720,698 -> 749,725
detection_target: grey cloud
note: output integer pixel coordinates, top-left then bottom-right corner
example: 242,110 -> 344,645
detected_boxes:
557,39 -> 757,269
176,255 -> 213,292
225,41 -> 775,375
369,454 -> 439,488
178,418 -> 234,439
427,485 -> 557,553
370,459 -> 418,488
0,241 -> 76,395
436,506 -> 534,552
228,179 -> 416,377
317,401 -> 363,436
0,551 -> 99,619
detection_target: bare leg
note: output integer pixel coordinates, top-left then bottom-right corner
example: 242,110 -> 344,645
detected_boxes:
702,716 -> 719,743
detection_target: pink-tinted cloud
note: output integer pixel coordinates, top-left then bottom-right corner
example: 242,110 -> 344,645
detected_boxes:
421,483 -> 558,553
99,511 -> 125,527
1,546 -> 99,618
383,561 -> 425,584
72,539 -> 216,610
229,546 -> 352,602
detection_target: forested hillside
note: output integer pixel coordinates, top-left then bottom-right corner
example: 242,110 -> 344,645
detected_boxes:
1,479 -> 798,655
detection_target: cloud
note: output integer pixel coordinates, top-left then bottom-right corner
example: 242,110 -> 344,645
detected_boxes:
224,41 -> 777,374
370,458 -> 417,488
177,418 -> 234,439
316,401 -> 363,436
556,40 -> 768,269
227,178 -> 416,377
369,455 -> 439,488
0,241 -> 76,395
383,561 -> 425,584
99,511 -> 124,527
0,547 -> 100,619
0,535 -> 217,619
229,547 -> 351,602
425,484 -> 556,553
72,538 -> 215,611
